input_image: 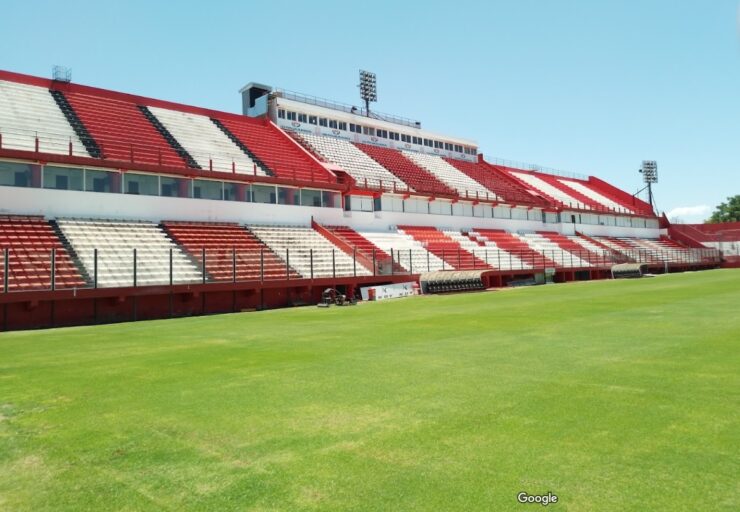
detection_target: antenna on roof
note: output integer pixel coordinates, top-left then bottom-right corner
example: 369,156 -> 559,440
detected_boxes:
358,69 -> 377,118
52,65 -> 72,83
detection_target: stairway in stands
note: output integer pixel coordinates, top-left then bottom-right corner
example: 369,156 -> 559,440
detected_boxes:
398,226 -> 491,270
162,222 -> 300,281
138,106 -> 201,169
48,90 -> 102,158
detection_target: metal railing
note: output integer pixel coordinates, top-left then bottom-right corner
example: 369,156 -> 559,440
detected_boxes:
0,246 -> 723,294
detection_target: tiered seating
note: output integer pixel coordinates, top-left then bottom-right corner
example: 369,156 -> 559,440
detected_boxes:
297,133 -> 408,190
444,160 -> 545,206
508,171 -> 590,210
541,232 -> 615,265
216,117 -> 335,183
248,225 -> 373,278
443,229 -> 524,271
355,143 -> 456,196
615,237 -> 700,264
403,152 -> 496,200
359,230 -> 446,273
472,229 -> 555,269
63,92 -> 187,167
0,80 -> 89,156
517,233 -> 591,268
398,226 -> 491,270
56,219 -> 201,287
0,216 -> 87,291
162,222 -> 300,281
146,107 -> 269,175
556,178 -> 633,213
323,225 -> 401,272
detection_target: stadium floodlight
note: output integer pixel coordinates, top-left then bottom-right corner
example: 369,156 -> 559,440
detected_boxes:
637,160 -> 658,213
52,65 -> 72,83
358,69 -> 377,117
640,160 -> 658,184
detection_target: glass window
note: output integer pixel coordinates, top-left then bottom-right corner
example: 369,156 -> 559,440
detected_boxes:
278,109 -> 286,119
300,189 -> 322,207
0,161 -> 34,188
322,190 -> 341,208
308,115 -> 318,125
278,187 -> 299,205
252,184 -> 276,204
161,176 -> 190,198
319,118 -> 328,127
298,113 -> 307,123
43,165 -> 83,191
224,182 -> 240,201
286,111 -> 297,121
193,179 -> 223,200
328,120 -> 338,129
124,173 -> 159,196
363,126 -> 375,136
85,169 -> 118,193
338,122 -> 347,131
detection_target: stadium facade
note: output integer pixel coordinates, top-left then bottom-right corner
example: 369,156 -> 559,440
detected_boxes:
0,69 -> 727,331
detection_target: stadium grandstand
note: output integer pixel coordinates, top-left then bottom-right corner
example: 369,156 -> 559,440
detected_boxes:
0,68 -> 727,331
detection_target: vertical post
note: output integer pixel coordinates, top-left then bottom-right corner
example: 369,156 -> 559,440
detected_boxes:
232,248 -> 237,283
3,248 -> 9,293
50,249 -> 56,291
133,248 -> 137,288
169,248 -> 173,286
202,248 -> 206,284
94,248 -> 98,289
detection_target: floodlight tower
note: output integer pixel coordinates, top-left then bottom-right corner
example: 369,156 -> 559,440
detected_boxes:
358,70 -> 377,117
638,160 -> 658,212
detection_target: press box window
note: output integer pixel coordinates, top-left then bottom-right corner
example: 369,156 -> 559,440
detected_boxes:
297,113 -> 307,123
85,169 -> 118,193
43,166 -> 83,191
193,179 -> 223,200
328,120 -> 338,129
319,118 -> 328,127
338,122 -> 347,131
286,111 -> 297,121
308,115 -> 318,125
124,173 -> 158,196
0,161 -> 34,187
278,109 -> 286,119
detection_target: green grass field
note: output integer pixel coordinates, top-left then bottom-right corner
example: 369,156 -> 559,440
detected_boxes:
1,270 -> 738,511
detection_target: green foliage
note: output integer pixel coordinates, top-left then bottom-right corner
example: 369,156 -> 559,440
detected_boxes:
1,270 -> 739,511
707,195 -> 740,223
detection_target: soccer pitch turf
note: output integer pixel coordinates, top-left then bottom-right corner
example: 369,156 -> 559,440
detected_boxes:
1,270 -> 738,511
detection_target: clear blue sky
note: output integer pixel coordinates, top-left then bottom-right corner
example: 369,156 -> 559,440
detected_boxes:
2,0 -> 738,222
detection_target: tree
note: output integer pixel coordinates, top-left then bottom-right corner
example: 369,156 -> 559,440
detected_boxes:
707,195 -> 740,223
